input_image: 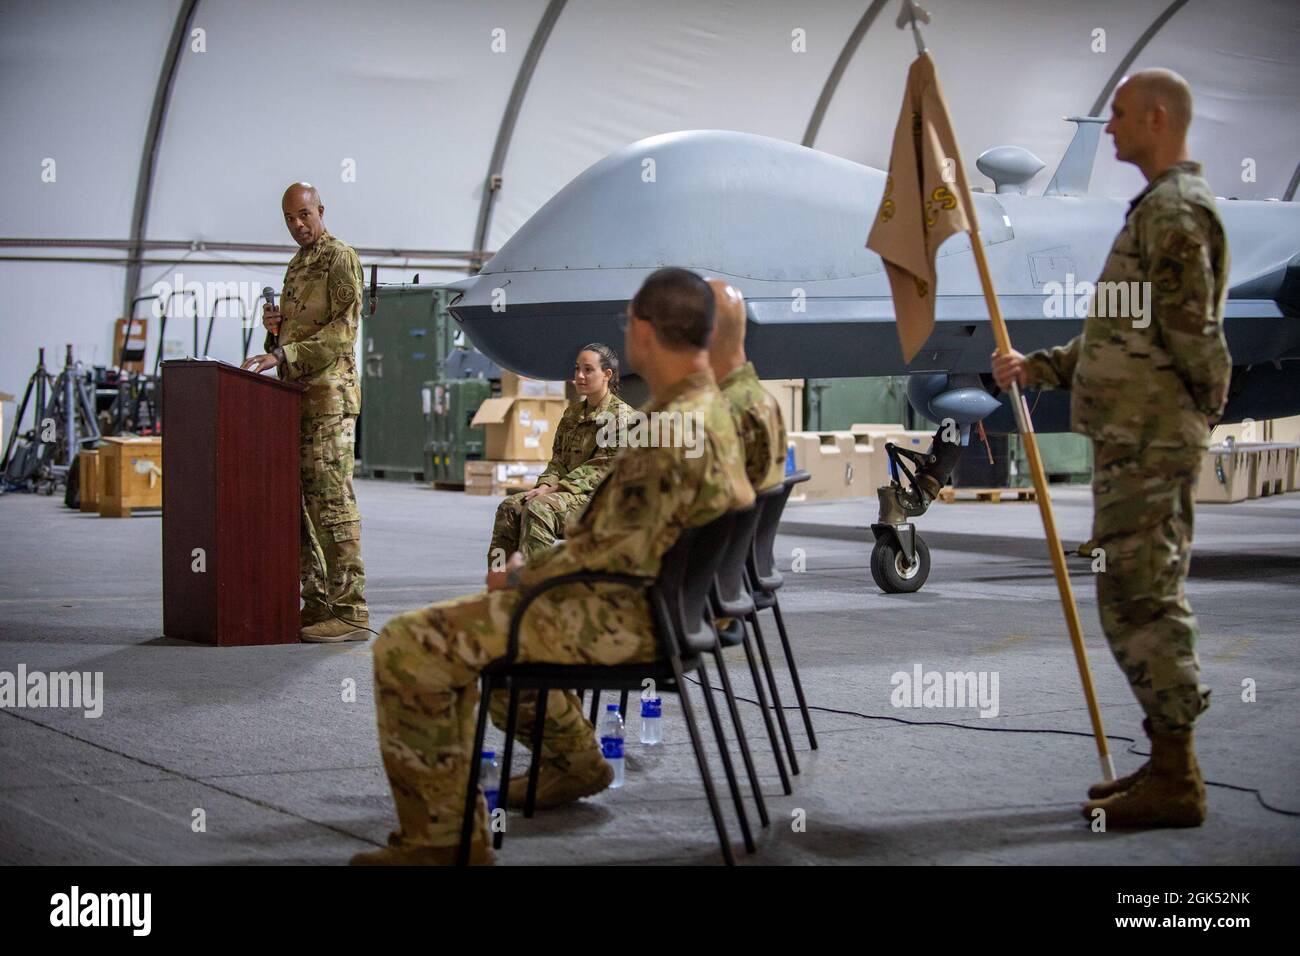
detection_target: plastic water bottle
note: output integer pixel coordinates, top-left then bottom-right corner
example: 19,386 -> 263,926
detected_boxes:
785,444 -> 796,476
480,750 -> 500,813
597,704 -> 625,788
640,697 -> 663,745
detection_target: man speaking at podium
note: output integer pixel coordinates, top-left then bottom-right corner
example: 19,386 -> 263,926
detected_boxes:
242,183 -> 370,642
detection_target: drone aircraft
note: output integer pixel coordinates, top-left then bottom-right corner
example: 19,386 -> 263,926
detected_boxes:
449,127 -> 1300,591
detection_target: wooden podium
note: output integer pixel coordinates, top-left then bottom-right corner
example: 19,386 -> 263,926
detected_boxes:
161,361 -> 303,645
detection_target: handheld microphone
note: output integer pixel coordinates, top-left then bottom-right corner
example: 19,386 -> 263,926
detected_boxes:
262,287 -> 278,346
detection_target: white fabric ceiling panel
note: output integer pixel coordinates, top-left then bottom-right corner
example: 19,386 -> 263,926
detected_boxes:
147,0 -> 546,250
0,0 -> 181,238
489,0 -> 864,250
1090,0 -> 1300,201
814,0 -> 1167,199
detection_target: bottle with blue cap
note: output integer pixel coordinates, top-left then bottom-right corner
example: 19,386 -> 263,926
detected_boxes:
480,750 -> 501,813
640,696 -> 662,745
596,704 -> 625,788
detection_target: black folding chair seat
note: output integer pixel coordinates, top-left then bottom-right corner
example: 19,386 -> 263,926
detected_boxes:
458,510 -> 756,865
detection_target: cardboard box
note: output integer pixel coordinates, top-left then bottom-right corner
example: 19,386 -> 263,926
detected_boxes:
499,371 -> 567,400
98,436 -> 162,516
78,449 -> 101,513
471,396 -> 566,461
463,459 -> 549,496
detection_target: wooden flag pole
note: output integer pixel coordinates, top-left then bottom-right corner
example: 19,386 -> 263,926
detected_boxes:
898,0 -> 1115,781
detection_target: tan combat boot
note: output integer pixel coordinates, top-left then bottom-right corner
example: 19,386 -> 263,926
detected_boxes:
504,748 -> 614,810
300,616 -> 371,643
1083,726 -> 1206,828
351,838 -> 493,866
1087,718 -> 1152,800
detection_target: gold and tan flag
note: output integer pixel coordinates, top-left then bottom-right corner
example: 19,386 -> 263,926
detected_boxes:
866,50 -> 971,363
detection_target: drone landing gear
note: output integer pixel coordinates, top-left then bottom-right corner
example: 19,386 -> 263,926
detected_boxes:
869,434 -> 960,594
870,521 -> 931,593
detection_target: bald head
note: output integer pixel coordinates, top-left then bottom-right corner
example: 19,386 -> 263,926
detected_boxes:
1121,69 -> 1193,135
1105,69 -> 1194,180
281,182 -> 325,247
706,277 -> 747,381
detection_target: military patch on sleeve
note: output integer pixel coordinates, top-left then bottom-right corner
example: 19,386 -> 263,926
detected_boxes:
1157,227 -> 1202,263
1150,254 -> 1186,296
331,279 -> 357,307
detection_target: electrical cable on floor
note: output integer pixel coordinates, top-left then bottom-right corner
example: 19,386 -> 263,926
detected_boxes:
681,673 -> 1300,819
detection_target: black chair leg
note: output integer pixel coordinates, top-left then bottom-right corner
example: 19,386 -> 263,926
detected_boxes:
750,611 -> 800,775
458,673 -> 493,866
772,598 -> 818,749
695,659 -> 755,853
671,655 -> 735,866
494,683 -> 521,850
588,689 -> 601,725
618,688 -> 629,721
524,688 -> 548,818
711,642 -> 769,827
742,616 -> 791,795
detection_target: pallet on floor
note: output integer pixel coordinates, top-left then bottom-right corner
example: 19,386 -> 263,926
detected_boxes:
938,486 -> 1037,503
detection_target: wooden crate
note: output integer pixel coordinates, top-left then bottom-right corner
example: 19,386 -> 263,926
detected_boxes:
98,436 -> 162,517
78,449 -> 101,513
463,459 -> 548,496
937,486 -> 1037,504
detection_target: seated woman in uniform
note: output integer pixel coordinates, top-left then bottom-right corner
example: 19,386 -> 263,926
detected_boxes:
486,343 -> 632,567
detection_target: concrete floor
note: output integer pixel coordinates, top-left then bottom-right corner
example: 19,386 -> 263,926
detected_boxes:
1,478 -> 1297,865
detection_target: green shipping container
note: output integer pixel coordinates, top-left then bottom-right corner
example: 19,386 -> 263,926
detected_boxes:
425,377 -> 492,486
358,286 -> 458,480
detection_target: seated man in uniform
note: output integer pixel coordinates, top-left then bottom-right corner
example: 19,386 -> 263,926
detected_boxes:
706,278 -> 787,491
354,267 -> 755,865
486,343 -> 633,568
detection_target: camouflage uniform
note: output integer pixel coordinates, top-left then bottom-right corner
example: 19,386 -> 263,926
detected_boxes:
719,361 -> 787,491
1023,161 -> 1231,733
372,370 -> 754,848
268,230 -> 368,625
487,389 -> 633,566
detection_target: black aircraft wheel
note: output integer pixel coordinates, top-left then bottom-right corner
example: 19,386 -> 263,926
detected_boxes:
870,534 -> 930,593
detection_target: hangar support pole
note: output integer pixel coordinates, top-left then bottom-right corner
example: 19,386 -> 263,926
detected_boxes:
1087,0 -> 1189,117
802,0 -> 890,148
122,0 -> 202,322
470,0 -> 569,273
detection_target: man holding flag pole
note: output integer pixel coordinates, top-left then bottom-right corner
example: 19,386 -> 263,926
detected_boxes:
865,0 -> 1120,811
872,1 -> 1229,829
